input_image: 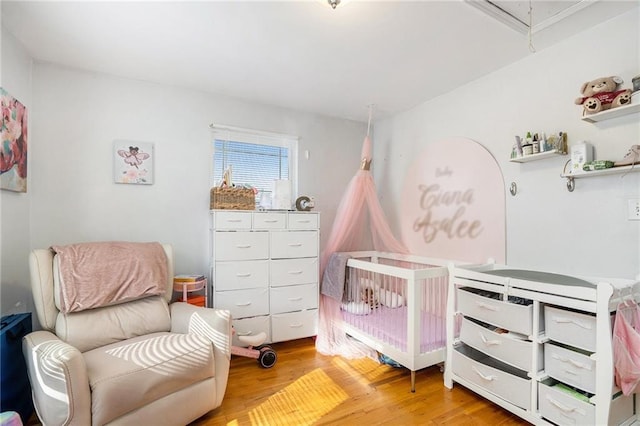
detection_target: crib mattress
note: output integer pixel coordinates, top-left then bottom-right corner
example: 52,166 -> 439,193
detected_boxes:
341,305 -> 445,353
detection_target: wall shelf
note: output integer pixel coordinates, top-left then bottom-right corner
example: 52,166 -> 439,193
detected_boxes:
580,102 -> 640,123
510,149 -> 566,163
561,164 -> 639,191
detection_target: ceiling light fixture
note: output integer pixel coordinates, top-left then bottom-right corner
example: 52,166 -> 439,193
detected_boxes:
328,0 -> 340,9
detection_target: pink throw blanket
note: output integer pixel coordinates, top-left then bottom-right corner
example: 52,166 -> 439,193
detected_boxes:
51,241 -> 168,313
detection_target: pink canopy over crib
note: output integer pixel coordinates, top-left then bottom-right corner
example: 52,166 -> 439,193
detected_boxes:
316,134 -> 409,358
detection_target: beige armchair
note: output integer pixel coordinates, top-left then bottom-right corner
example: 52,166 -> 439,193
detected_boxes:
23,242 -> 231,426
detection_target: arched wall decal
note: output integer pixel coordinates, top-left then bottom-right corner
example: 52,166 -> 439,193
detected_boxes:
400,137 -> 506,264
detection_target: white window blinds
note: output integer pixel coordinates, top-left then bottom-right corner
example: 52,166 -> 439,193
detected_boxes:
210,124 -> 298,201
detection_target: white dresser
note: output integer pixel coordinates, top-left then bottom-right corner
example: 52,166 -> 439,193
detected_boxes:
445,264 -> 638,426
210,210 -> 319,346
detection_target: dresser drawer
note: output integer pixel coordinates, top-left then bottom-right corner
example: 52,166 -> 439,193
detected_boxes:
287,213 -> 318,230
270,258 -> 318,287
215,288 -> 269,319
545,306 -> 598,352
459,317 -> 540,372
253,212 -> 286,229
213,211 -> 252,229
539,379 -> 595,426
270,231 -> 318,259
270,283 -> 318,314
453,345 -> 531,410
214,260 -> 269,291
214,231 -> 269,261
271,309 -> 318,342
544,343 -> 597,394
232,315 -> 271,346
457,287 -> 532,335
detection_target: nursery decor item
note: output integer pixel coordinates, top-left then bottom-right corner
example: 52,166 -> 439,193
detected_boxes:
570,141 -> 593,173
316,106 -> 408,361
210,186 -> 255,210
633,75 -> 640,92
583,160 -> 614,171
614,145 -> 640,167
401,137 -> 506,264
574,76 -> 632,115
0,88 -> 28,193
113,140 -> 154,184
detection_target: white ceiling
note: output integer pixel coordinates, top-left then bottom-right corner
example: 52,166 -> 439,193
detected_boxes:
1,1 -> 637,122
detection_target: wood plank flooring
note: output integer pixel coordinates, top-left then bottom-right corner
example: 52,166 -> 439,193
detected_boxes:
191,337 -> 528,425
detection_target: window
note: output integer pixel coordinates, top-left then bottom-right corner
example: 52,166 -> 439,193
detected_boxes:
211,125 -> 298,206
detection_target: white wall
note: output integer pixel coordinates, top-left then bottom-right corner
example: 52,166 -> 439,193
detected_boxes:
0,39 -> 365,321
27,63 -> 364,280
374,9 -> 640,279
1,27 -> 33,315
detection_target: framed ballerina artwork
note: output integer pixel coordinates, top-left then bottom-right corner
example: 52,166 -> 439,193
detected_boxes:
113,140 -> 154,185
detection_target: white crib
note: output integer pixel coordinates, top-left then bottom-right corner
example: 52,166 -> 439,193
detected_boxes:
338,251 -> 453,391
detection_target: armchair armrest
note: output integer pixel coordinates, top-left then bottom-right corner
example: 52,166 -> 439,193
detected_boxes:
22,331 -> 91,426
170,302 -> 232,357
170,302 -> 232,406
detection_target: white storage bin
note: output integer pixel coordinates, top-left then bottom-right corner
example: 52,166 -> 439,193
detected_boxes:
457,287 -> 533,335
215,287 -> 269,319
214,231 -> 269,261
270,258 -> 318,287
271,309 -> 318,342
232,315 -> 271,346
287,213 -> 318,230
545,305 -> 598,352
214,260 -> 269,291
539,378 -> 634,426
459,317 -> 540,372
544,342 -> 597,394
452,345 -> 531,410
539,379 -> 595,426
270,283 -> 318,314
253,212 -> 286,229
213,211 -> 252,229
270,231 -> 318,259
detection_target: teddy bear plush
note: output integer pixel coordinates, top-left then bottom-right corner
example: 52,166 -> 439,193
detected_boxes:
575,76 -> 632,114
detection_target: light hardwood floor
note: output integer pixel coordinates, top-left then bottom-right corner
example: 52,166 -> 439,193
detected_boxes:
191,337 -> 528,425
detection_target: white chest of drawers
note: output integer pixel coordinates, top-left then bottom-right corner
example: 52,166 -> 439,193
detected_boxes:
445,265 -> 638,426
210,210 -> 319,346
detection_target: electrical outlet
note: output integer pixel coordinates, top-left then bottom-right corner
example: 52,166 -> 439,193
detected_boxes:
628,199 -> 640,221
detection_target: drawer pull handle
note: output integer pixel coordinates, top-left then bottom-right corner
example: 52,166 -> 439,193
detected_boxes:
227,219 -> 243,223
552,354 -> 591,371
288,270 -> 303,275
288,243 -> 303,247
480,333 -> 502,346
288,297 -> 303,302
290,322 -> 303,328
546,396 -> 586,416
236,273 -> 252,278
552,317 -> 591,330
236,302 -> 252,306
264,220 -> 278,223
297,220 -> 311,223
236,244 -> 252,249
475,301 -> 499,311
472,366 -> 496,382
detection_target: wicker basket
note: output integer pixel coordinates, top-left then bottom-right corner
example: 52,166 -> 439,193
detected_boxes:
210,187 -> 255,210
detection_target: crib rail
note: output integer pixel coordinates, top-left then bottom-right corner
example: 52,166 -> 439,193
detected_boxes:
341,255 -> 449,355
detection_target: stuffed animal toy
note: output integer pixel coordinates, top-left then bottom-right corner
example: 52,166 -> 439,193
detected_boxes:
575,76 -> 632,114
361,287 -> 380,309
